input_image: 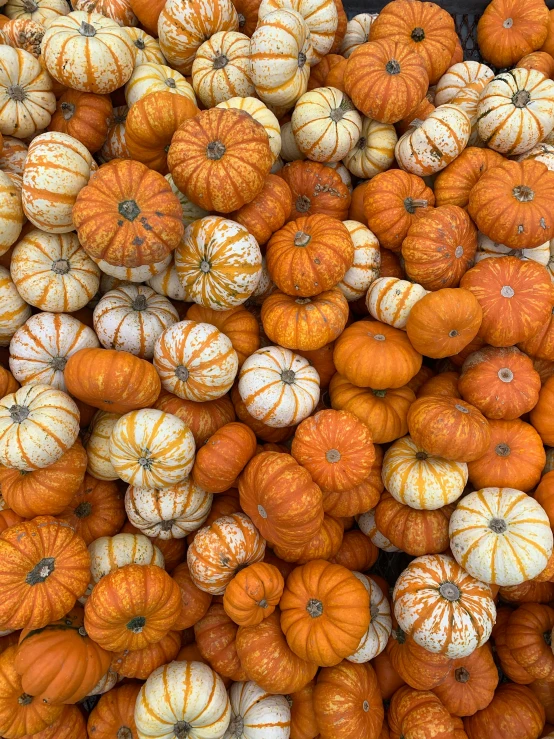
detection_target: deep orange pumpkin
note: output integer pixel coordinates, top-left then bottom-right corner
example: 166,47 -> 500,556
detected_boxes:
155,390 -> 235,446
0,365 -> 18,397
86,682 -> 141,739
534,471 -> 554,529
321,445 -> 383,518
278,160 -> 351,221
191,421 -> 257,493
432,644 -> 498,717
296,342 -> 337,388
530,376 -> 554,445
223,561 -> 284,627
272,514 -> 344,564
231,174 -> 293,246
289,679 -> 318,739
505,603 -> 554,681
195,603 -> 248,681
417,371 -> 461,399
388,686 -> 454,739
372,649 -> 406,700
434,147 -> 505,210
171,561 -> 212,630
463,683 -> 546,739
477,0 -> 549,68
386,625 -> 452,690
329,529 -> 379,571
57,475 -> 125,545
49,90 -> 112,153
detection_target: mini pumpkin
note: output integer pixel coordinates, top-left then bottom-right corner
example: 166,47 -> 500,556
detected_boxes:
434,146 -> 505,209
223,562 -> 284,627
192,31 -> 254,108
49,90 -> 112,154
278,160 -> 351,220
191,422 -> 257,494
477,0 -> 549,68
343,117 -> 397,179
57,475 -> 125,545
154,390 -> 236,446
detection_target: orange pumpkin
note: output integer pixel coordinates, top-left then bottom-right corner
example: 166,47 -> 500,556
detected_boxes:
154,390 -> 235,446
112,630 -> 181,679
0,510 -> 25,534
0,365 -> 18,397
321,445 -> 383,518
171,562 -> 212,630
309,54 -> 345,90
499,580 -> 554,605
363,169 -> 435,252
505,603 -> 554,681
388,686 -> 453,739
407,366 -> 435,394
492,607 -> 534,685
529,680 -> 554,724
86,682 -> 141,739
296,343 -> 336,389
329,529 -> 378,571
194,488 -> 241,534
534,470 -> 554,528
516,51 -> 554,77
348,181 -> 369,225
278,160 -> 351,221
395,95 -> 435,135
233,0 -> 262,35
432,644 -> 498,717
223,561 -> 284,627
463,683 -> 546,739
386,625 -> 452,690
434,147 -> 506,210
418,371 -> 461,400
231,174 -> 293,246
168,107 -> 273,213
194,603 -> 247,681
289,679 -> 318,739
73,159 -> 184,268
477,0 -> 549,68
372,649 -> 406,700
29,705 -> 86,739
49,90 -> 112,154
272,514 -> 344,565
461,257 -> 554,348
191,422 -> 257,494
57,475 -> 125,545
519,308 -> 554,362
531,376 -> 554,445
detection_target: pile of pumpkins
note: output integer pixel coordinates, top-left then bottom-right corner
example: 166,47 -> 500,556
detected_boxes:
3,0 -> 554,735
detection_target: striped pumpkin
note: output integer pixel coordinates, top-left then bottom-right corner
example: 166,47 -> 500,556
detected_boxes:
125,28 -> 166,65
238,346 -> 320,428
125,480 -> 212,540
4,0 -> 69,27
258,0 -> 337,63
0,384 -> 79,470
382,435 -> 468,511
0,265 -> 31,346
216,96 -> 281,163
10,230 -> 100,312
124,62 -> 196,106
449,487 -> 554,586
347,573 -> 391,662
72,0 -> 138,26
92,255 -> 172,283
366,277 -> 427,329
192,31 -> 254,108
340,13 -> 376,57
0,170 -> 23,255
109,408 -> 195,488
0,136 -> 28,175
88,532 -> 164,583
22,131 -> 94,233
337,220 -> 380,301
147,259 -> 187,302
518,142 -> 554,170
226,681 -> 291,738
434,60 -> 494,105
85,410 -> 121,481
357,507 -> 400,553
343,117 -> 397,179
9,312 -> 99,391
154,320 -> 239,402
393,553 -> 496,658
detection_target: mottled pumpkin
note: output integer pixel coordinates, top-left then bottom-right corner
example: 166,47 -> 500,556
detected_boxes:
322,445 -> 383,518
434,146 -> 508,209
272,513 -> 344,564
463,683 -> 546,739
388,686 -> 453,739
386,625 -> 452,690
531,375 -> 554,445
57,474 -> 125,545
476,0 -> 549,68
231,174 -> 292,246
278,160 -> 351,221
432,643 -> 498,717
194,603 -> 247,681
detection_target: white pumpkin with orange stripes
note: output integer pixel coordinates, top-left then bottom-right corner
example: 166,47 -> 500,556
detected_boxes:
382,435 -> 468,511
216,97 -> 281,162
0,136 -> 28,175
291,86 -> 362,163
10,230 -> 100,312
340,13 -> 377,57
343,117 -> 397,179
337,220 -> 380,301
0,266 -> 31,346
93,284 -> 179,359
9,312 -> 99,391
434,61 -> 494,106
125,479 -> 212,539
99,105 -> 129,163
92,255 -> 172,284
347,573 -> 391,663
225,681 -> 291,739
147,259 -> 187,302
258,0 -> 337,63
366,276 -> 427,329
238,346 -> 320,428
125,62 -> 196,106
0,170 -> 23,255
89,532 -> 165,583
357,508 -> 399,553
85,410 -> 121,481
125,28 -> 166,65
192,31 -> 254,108
0,384 -> 79,470
154,320 -> 239,401
449,487 -> 554,586
109,408 -> 196,489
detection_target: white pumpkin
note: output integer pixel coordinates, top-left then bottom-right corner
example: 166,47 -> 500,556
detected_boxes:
165,173 -> 209,226
125,27 -> 166,65
340,13 -> 377,58
347,573 -> 391,663
125,62 -> 196,106
9,312 -> 99,391
85,410 -> 121,481
449,487 -> 554,586
382,436 -> 468,511
337,220 -> 380,301
434,61 -> 494,106
88,532 -> 165,583
0,170 -> 23,255
325,161 -> 352,190
147,259 -> 187,302
258,0 -> 337,63
475,232 -> 551,266
4,0 -> 70,27
92,255 -> 172,283
216,96 -> 281,162
280,120 -> 305,161
0,265 -> 31,346
93,284 -> 179,359
343,117 -> 397,179
238,346 -> 320,428
517,142 -> 554,170
0,136 -> 28,174
86,668 -> 120,697
357,508 -> 399,553
192,31 -> 254,108
125,479 -> 213,539
366,276 -> 427,329
224,681 -> 291,739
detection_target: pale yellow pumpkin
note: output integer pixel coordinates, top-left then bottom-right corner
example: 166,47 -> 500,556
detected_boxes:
124,62 -> 196,107
0,265 -> 31,346
337,220 -> 380,301
340,13 -> 377,57
85,410 -> 121,481
343,117 -> 397,179
88,532 -> 165,582
125,27 -> 166,65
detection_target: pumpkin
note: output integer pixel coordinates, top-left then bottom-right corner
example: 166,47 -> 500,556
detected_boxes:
468,419 -> 546,493
366,277 -> 427,330
175,310 -> 254,368
84,563 -> 181,652
531,376 -> 554,445
337,220 -> 380,301
288,679 -> 318,739
519,306 -> 554,362
461,257 -> 553,347
0,516 -> 90,630
334,320 -> 422,391
393,553 -> 496,658
432,643 -> 498,717
0,366 -> 18,398
535,470 -> 554,528
363,169 -> 435,252
463,683 -> 546,739
0,171 -> 23,256
57,475 -> 124,544
194,603 -> 247,681
375,492 -> 453,557
238,452 -> 324,550
477,0 -> 550,69
309,53 -> 344,89
64,347 -> 161,414
369,0 -> 457,84
530,680 -> 554,724
344,38 -> 427,124
4,0 -> 69,26
22,131 -> 94,233
340,12 -> 375,56
73,158 -> 184,268
0,136 -> 27,175
458,346 -> 541,420
499,579 -> 554,604
238,346 -> 320,428
216,96 -> 281,163
126,27 -> 166,64
434,147 -> 505,210
435,61 -> 494,106
277,160 -> 351,220
407,396 -> 491,463
0,645 -> 62,739
9,312 -> 98,392
87,682 -> 141,738
153,320 -> 238,402
231,175 -> 292,246
135,661 -> 230,738
125,62 -> 195,107
71,0 -> 137,26
111,630 -> 181,680
226,680 -> 291,739
231,384 -> 295,444
84,411 -> 120,481
154,391 -> 235,447
273,513 -> 343,564
223,562 -> 284,628
0,440 -> 87,518
321,445 -> 382,518
10,230 -> 99,313
88,532 -> 164,583
518,51 -> 554,78
295,342 -> 336,389
468,160 -> 554,250
233,0 -> 262,36
342,117 -> 397,179
109,408 -> 195,488
191,31 -> 254,108
395,104 -> 471,176
388,686 -> 453,739
504,603 -> 554,681
49,89 -> 112,154
371,650 -> 405,700
25,705 -> 86,739
175,216 -> 262,309
345,574 -> 391,663
191,422 -> 256,494
386,626 -> 452,691
98,105 -> 128,161
14,606 -> 111,705
236,610 -> 318,694
168,107 -> 272,213
357,502 -> 399,553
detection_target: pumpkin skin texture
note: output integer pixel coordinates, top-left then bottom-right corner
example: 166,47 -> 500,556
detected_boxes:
231,384 -> 295,444
225,680 -> 291,739
231,175 -> 292,246
434,147 -> 505,210
406,288 -> 483,360
168,107 -> 272,213
407,396 -> 491,463
449,487 -> 554,587
223,562 -> 284,627
321,444 -> 382,517
288,679 -> 318,739
505,603 -> 554,681
463,683 -> 546,739
346,573 -> 391,663
467,419 -> 546,493
371,650 -> 406,700
468,160 -> 554,250
171,562 -> 212,630
531,376 -> 554,446
266,215 -> 354,298
26,704 -> 86,739
57,474 -> 124,545
417,371 -> 461,400
365,277 -> 426,331
280,560 -> 370,667
278,160 -> 351,221
393,554 -> 496,659
334,320 -> 422,391
314,661 -> 384,739
87,682 -> 141,739
88,532 -> 164,584
236,610 -> 318,695
73,158 -> 184,268
517,51 -> 554,78
65,347 -> 161,414
0,366 -> 18,398
432,643 -> 498,717
154,391 -> 235,447
84,563 -> 181,652
187,512 -> 266,596
386,626 -> 452,691
388,686 -> 453,739
534,471 -> 554,529
344,38 -> 428,124
477,0 -> 549,69
330,530 -> 378,571
191,422 -> 257,493
49,90 -> 112,154
0,516 -> 90,631
272,513 -> 343,565
239,452 -> 324,551
194,603 -> 247,681
14,606 -> 111,705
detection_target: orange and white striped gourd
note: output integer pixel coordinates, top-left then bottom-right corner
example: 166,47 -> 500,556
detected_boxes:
216,96 -> 281,162
125,28 -> 166,65
153,320 -> 239,401
99,105 -> 129,162
337,220 -> 380,301
238,346 -> 320,428
475,233 -> 551,266
343,117 -> 397,179
517,142 -> 554,170
125,62 -> 196,106
357,508 -> 400,553
347,573 -> 391,662
4,0 -> 70,27
88,532 -> 164,583
147,259 -> 187,302
92,255 -> 172,284
0,266 -> 31,346
366,276 -> 427,329
9,312 -> 99,391
449,487 -> 554,586
0,136 -> 28,174
109,408 -> 196,488
93,284 -> 179,359
85,410 -> 121,481
192,31 -> 254,108
258,0 -> 337,63
340,13 -> 377,57
382,435 -> 468,511
226,681 -> 291,738
434,61 -> 494,106
0,170 -> 23,254
71,0 -> 138,27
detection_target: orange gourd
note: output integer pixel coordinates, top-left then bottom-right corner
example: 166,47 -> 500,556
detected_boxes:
191,422 -> 257,493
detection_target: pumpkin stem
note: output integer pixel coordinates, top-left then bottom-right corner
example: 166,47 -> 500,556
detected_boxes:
362,700 -> 370,712
411,26 -> 425,41
503,16 -> 513,27
498,367 -> 514,383
237,12 -> 246,26
489,517 -> 508,534
298,51 -> 307,68
258,598 -> 268,609
438,582 -> 461,601
455,667 -> 470,683
18,693 -> 33,706
306,598 -> 324,618
26,557 -> 55,585
51,258 -> 71,275
295,298 -> 311,305
207,140 -> 226,160
454,404 -> 469,414
294,230 -> 311,246
126,616 -> 146,633
175,365 -> 190,382
199,259 -> 211,273
9,404 -> 29,423
501,285 -> 515,298
213,53 -> 229,70
173,721 -> 193,738
495,443 -> 511,457
370,604 -> 379,619
7,84 -> 27,102
385,59 -> 401,75
79,21 -> 97,36
295,195 -> 311,213
78,626 -> 88,637
325,448 -> 341,463
512,185 -> 534,202
330,107 -> 346,122
257,504 -> 268,519
74,501 -> 92,518
373,334 -> 386,342
160,519 -> 174,531
117,729 -> 133,739
404,197 -> 428,214
512,90 -> 530,108
138,456 -> 153,470
448,329 -> 459,337
280,369 -> 296,384
544,631 -> 552,646
50,356 -> 67,371
393,627 -> 406,644
228,715 -> 244,737
134,37 -> 146,50
61,102 -> 76,121
118,200 -> 141,221
22,0 -> 38,11
415,451 -> 428,460
454,246 -> 464,259
165,77 -> 176,88
356,136 -> 367,150
372,389 -> 387,397
132,294 -> 148,311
